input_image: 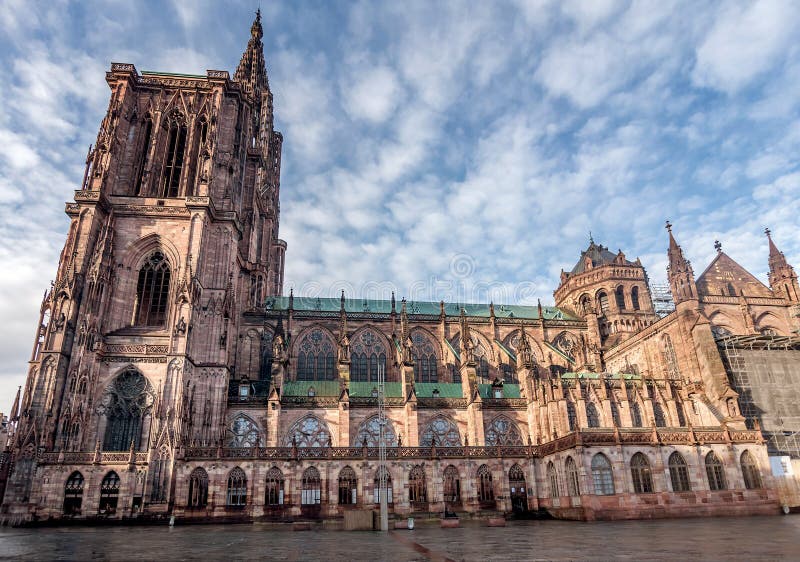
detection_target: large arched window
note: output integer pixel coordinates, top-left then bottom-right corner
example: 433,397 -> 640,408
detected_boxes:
630,402 -> 643,428
351,329 -> 388,382
477,464 -> 495,504
412,331 -> 438,383
134,251 -> 171,327
668,452 -> 691,492
630,453 -> 653,493
508,464 -> 528,513
586,402 -> 601,428
296,329 -> 336,381
705,452 -> 727,491
100,368 -> 155,451
741,451 -> 763,490
443,465 -> 461,504
160,116 -> 188,197
597,291 -> 610,314
285,416 -> 331,447
547,461 -> 560,499
134,116 -> 153,195
63,471 -> 84,516
631,286 -> 641,310
353,415 -> 397,447
301,467 -> 322,506
565,456 -> 580,496
615,286 -> 626,310
373,466 -> 393,505
591,454 -> 615,495
567,401 -> 577,431
265,467 -> 285,506
409,465 -> 427,504
338,466 -> 357,505
226,467 -> 247,507
420,416 -> 461,447
229,414 -> 261,448
99,471 -> 121,514
188,467 -> 209,508
485,416 -> 524,446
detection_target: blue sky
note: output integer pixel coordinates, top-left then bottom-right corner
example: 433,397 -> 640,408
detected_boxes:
0,0 -> 798,409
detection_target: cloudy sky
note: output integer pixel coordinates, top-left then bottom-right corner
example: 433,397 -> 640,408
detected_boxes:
0,0 -> 798,409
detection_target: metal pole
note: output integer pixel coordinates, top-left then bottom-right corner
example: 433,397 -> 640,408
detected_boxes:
378,362 -> 388,531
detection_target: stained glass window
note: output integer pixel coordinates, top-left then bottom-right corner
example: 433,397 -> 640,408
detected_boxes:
351,329 -> 388,382
591,454 -> 615,495
741,451 -> 763,490
100,368 -> 155,451
420,416 -> 461,447
301,467 -> 321,505
134,251 -> 171,327
669,452 -> 691,492
353,415 -> 397,447
285,415 -> 331,447
631,452 -> 653,493
547,462 -> 560,498
485,416 -> 524,446
411,330 -> 438,383
229,414 -> 261,447
296,329 -> 336,381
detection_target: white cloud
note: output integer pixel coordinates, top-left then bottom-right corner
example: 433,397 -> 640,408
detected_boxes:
343,65 -> 402,123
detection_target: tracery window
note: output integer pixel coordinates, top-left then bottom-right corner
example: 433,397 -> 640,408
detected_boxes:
547,462 -> 560,499
63,471 -> 84,516
630,402 -> 643,427
705,452 -> 727,491
149,448 -> 171,503
485,416 -> 524,446
443,465 -> 461,503
615,286 -> 626,310
565,456 -> 580,496
301,467 -> 322,505
668,452 -> 691,492
296,329 -> 336,381
338,466 -> 357,505
598,291 -> 610,314
586,402 -> 601,428
351,329 -> 388,382
552,332 -> 578,363
630,453 -> 653,493
134,251 -> 171,327
353,415 -> 397,447
653,402 -> 667,428
373,466 -> 393,504
420,416 -> 461,447
412,331 -> 438,383
188,467 -> 209,508
226,467 -> 247,506
631,286 -> 641,310
450,333 -> 491,382
741,451 -> 763,490
477,464 -> 495,503
285,415 -> 331,448
265,467 -> 285,506
591,454 -> 615,495
100,368 -> 155,451
160,116 -> 188,198
567,400 -> 577,431
99,471 -> 121,514
409,465 -> 427,504
229,414 -> 261,448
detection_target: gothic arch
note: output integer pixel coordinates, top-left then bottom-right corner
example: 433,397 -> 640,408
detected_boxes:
122,232 -> 181,273
353,414 -> 398,447
228,412 -> 263,447
283,414 -> 333,447
410,328 -> 440,383
485,415 -> 525,446
350,325 -> 391,382
292,325 -> 337,381
420,415 -> 462,447
755,311 -> 785,335
409,327 -> 442,358
551,331 -> 580,363
502,330 -> 543,363
97,366 -> 156,451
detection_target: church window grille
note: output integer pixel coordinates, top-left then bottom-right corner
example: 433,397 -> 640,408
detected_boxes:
668,452 -> 691,492
229,414 -> 261,447
615,286 -> 626,310
630,402 -> 643,427
338,466 -> 357,505
565,456 -> 581,496
412,331 -> 438,383
351,330 -> 388,382
63,471 -> 84,516
591,454 -> 615,495
373,466 -> 393,504
188,467 -> 209,508
226,467 -> 247,507
353,415 -> 397,447
443,465 -> 461,503
485,415 -> 524,446
301,467 -> 321,505
134,251 -> 171,327
705,452 -> 727,491
547,462 -> 560,498
100,368 -> 155,451
99,471 -> 121,514
598,292 -> 610,314
567,401 -> 577,431
741,451 -> 763,490
296,329 -> 335,381
285,416 -> 331,448
630,453 -> 654,493
265,467 -> 285,506
420,416 -> 461,447
409,465 -> 427,504
477,464 -> 495,503
631,286 -> 640,310
586,402 -> 600,428
160,118 -> 188,198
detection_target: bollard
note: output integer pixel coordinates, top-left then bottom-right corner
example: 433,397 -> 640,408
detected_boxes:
407,517 -> 415,530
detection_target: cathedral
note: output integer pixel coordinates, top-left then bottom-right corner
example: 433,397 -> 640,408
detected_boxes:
2,13 -> 798,526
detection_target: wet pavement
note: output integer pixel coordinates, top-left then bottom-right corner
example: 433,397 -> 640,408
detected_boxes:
1,515 -> 799,561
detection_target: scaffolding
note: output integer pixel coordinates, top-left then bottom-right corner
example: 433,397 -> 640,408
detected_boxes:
650,283 -> 675,318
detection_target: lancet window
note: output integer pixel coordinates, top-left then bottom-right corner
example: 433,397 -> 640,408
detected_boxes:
285,416 -> 331,448
420,416 -> 461,447
296,329 -> 336,381
226,467 -> 247,506
353,415 -> 397,447
160,115 -> 188,197
134,251 -> 171,327
351,329 -> 388,382
229,414 -> 261,448
630,452 -> 654,493
477,464 -> 495,503
668,452 -> 691,492
338,466 -> 357,505
443,465 -> 461,503
485,416 -> 524,446
412,331 -> 438,383
265,467 -> 285,506
188,467 -> 209,508
591,454 -> 615,495
100,368 -> 155,451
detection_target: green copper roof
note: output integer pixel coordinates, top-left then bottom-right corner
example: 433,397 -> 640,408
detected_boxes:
283,381 -> 405,398
262,296 -> 577,321
478,383 -> 522,398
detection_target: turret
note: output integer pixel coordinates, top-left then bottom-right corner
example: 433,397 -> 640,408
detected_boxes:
766,228 -> 800,303
666,221 -> 698,304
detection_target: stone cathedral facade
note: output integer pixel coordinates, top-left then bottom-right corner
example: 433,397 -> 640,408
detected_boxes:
2,14 -> 798,525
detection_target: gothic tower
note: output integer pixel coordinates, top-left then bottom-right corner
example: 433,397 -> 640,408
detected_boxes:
665,221 -> 698,305
4,12 -> 284,512
766,228 -> 800,304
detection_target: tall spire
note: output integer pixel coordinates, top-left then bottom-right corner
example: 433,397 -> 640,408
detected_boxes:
665,221 -> 697,304
234,10 -> 269,96
765,228 -> 800,303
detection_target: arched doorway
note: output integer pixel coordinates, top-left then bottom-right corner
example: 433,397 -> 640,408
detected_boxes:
508,464 -> 528,514
301,466 -> 322,518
